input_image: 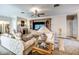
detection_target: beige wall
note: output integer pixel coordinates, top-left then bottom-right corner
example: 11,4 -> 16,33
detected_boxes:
51,15 -> 67,37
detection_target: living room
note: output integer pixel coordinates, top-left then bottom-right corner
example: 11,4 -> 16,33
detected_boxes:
0,4 -> 79,55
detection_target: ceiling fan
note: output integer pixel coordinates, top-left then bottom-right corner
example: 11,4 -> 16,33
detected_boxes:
32,10 -> 45,17
21,4 -> 60,17
31,4 -> 60,17
31,10 -> 45,17
21,9 -> 45,17
30,7 -> 45,17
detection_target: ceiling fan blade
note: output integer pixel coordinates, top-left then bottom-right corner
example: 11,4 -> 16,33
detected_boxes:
38,13 -> 45,15
54,4 -> 60,7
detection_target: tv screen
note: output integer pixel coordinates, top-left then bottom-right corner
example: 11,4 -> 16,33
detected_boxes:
33,22 -> 45,30
35,24 -> 44,30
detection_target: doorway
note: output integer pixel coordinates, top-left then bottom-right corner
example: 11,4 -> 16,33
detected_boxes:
67,14 -> 78,39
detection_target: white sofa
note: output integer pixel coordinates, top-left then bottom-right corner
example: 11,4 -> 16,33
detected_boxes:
0,33 -> 36,55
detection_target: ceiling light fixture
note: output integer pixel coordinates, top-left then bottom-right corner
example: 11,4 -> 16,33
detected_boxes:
30,7 -> 45,17
30,7 -> 41,14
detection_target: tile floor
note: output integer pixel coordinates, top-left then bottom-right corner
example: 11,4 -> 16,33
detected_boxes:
53,38 -> 79,55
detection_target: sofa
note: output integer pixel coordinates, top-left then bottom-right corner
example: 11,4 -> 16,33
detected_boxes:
0,26 -> 54,55
0,33 -> 36,55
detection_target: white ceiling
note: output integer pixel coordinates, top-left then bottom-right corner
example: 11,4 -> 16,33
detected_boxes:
0,4 -> 79,17
11,4 -> 79,16
12,4 -> 53,16
12,4 -> 52,11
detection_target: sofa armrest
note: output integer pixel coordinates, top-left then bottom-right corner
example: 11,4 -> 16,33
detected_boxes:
24,37 -> 36,50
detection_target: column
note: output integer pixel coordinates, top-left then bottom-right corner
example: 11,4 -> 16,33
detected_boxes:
10,16 -> 17,32
77,12 -> 79,40
58,28 -> 64,52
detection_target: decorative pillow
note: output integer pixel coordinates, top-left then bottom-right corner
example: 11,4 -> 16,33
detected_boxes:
39,42 -> 48,49
37,33 -> 48,49
45,32 -> 54,44
38,33 -> 47,43
22,33 -> 34,42
16,32 -> 21,37
31,30 -> 41,37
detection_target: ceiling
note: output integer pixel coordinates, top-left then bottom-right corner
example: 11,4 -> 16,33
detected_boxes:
12,4 -> 79,16
0,4 -> 79,17
12,4 -> 54,16
12,4 -> 53,11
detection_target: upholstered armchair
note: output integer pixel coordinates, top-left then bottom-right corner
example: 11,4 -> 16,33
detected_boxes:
38,26 -> 54,50
32,26 -> 54,55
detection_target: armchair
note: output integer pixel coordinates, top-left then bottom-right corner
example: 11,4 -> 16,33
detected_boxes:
32,26 -> 54,55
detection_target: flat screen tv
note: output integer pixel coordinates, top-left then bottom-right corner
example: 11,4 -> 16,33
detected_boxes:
33,22 -> 45,30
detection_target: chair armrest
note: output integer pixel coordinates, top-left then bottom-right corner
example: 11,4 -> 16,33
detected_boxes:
32,47 -> 51,55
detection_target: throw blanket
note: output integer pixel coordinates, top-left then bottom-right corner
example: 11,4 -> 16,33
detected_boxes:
0,36 -> 24,55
